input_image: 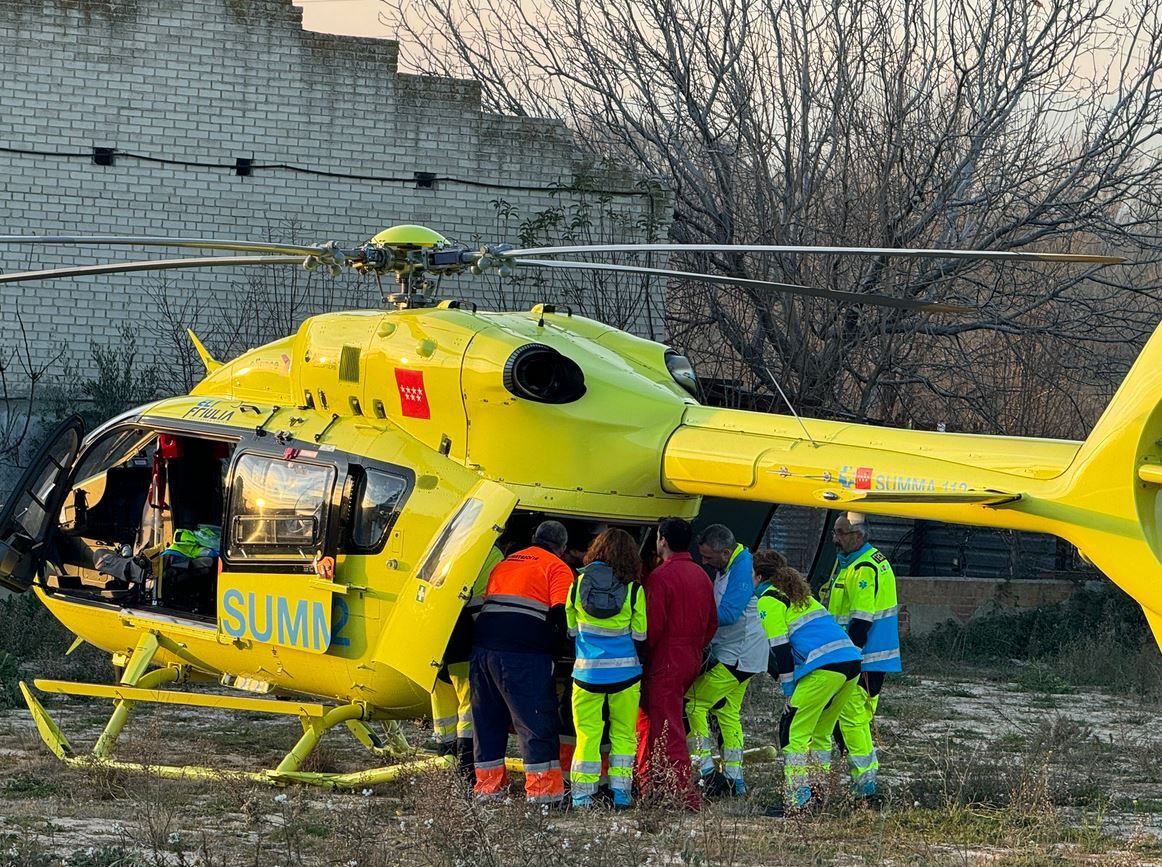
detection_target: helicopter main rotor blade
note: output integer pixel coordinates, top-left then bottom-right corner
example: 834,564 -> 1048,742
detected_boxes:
505,243 -> 1124,265
0,255 -> 306,284
0,235 -> 326,258
510,258 -> 973,313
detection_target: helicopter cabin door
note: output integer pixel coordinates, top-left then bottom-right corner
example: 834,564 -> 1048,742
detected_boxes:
379,478 -> 516,691
0,415 -> 85,593
218,450 -> 342,654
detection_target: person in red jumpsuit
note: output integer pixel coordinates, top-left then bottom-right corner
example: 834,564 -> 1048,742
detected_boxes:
636,517 -> 718,809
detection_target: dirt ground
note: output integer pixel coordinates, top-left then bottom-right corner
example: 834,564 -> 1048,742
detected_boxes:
0,668 -> 1159,866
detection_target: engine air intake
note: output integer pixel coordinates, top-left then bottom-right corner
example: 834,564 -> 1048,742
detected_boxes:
503,343 -> 586,404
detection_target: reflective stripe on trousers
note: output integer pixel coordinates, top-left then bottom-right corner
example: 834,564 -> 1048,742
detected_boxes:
430,678 -> 459,745
782,668 -> 857,800
685,663 -> 750,781
474,761 -> 508,797
836,674 -> 881,781
571,680 -> 639,795
525,761 -> 566,804
448,661 -> 474,738
470,648 -> 563,802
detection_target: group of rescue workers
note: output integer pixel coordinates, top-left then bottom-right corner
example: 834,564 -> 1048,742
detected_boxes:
429,511 -> 900,814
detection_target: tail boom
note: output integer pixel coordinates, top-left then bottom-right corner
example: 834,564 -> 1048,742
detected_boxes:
663,317 -> 1162,651
661,407 -> 1075,533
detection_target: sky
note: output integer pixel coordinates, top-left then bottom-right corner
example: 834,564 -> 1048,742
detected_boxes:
294,0 -> 397,38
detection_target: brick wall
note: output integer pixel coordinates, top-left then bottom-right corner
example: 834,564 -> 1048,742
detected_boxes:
897,576 -> 1086,636
0,0 -> 664,380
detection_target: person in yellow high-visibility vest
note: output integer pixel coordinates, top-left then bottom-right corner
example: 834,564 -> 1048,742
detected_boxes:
430,545 -> 504,779
565,527 -> 647,809
752,549 -> 861,815
824,513 -> 900,797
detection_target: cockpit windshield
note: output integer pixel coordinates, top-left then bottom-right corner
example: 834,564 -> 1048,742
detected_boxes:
71,428 -> 155,489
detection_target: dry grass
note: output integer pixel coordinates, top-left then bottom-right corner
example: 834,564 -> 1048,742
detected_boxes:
0,589 -> 1157,864
0,670 -> 1158,866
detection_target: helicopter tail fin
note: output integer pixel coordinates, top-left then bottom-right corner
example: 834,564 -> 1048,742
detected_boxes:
186,329 -> 222,374
1057,320 -> 1162,650
1145,609 -> 1162,654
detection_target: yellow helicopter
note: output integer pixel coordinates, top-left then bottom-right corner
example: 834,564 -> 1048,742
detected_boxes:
0,224 -> 1156,788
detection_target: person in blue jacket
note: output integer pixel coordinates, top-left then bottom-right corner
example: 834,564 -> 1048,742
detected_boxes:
753,549 -> 861,814
685,523 -> 767,796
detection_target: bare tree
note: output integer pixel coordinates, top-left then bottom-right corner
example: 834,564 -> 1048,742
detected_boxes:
0,309 -> 64,486
386,0 -> 1162,435
483,179 -> 668,336
143,223 -> 382,393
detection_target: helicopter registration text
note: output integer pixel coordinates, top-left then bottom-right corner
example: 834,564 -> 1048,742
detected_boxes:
838,466 -> 970,493
219,589 -> 331,652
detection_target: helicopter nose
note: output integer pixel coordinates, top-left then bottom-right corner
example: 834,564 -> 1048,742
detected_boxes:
502,343 -> 587,404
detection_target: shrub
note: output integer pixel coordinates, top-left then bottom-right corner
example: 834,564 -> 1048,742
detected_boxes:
904,584 -> 1162,697
0,593 -> 112,707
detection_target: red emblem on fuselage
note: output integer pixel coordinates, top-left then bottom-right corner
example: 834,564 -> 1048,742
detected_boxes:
855,467 -> 873,490
395,368 -> 431,419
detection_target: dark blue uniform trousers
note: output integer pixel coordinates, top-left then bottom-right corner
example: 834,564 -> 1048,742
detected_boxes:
469,647 -> 563,800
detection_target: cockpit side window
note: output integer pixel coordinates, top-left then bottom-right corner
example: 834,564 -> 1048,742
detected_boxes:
349,468 -> 409,552
228,454 -> 335,558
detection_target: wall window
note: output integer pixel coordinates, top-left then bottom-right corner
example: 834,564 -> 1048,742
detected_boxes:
229,455 -> 335,555
350,468 -> 408,551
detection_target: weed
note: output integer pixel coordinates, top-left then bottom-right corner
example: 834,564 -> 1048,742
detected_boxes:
2,771 -> 61,799
0,835 -> 55,867
0,595 -> 111,708
40,328 -> 161,440
997,732 -> 1027,750
1016,664 -> 1075,696
75,759 -> 132,802
64,847 -> 142,867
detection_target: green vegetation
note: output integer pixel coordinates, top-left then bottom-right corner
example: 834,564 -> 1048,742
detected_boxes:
0,593 -> 111,708
40,327 -> 161,441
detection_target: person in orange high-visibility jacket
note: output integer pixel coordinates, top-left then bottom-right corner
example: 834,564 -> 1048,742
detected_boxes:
470,521 -> 574,804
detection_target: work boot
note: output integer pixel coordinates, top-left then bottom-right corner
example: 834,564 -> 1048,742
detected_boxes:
454,737 -> 475,784
731,776 -> 747,797
699,769 -> 733,799
612,789 -> 633,810
854,776 -> 877,799
571,793 -> 594,809
767,785 -> 812,818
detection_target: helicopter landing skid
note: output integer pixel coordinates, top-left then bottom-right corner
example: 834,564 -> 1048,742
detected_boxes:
21,674 -> 777,789
19,626 -> 776,788
17,628 -> 453,789
19,679 -> 453,788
